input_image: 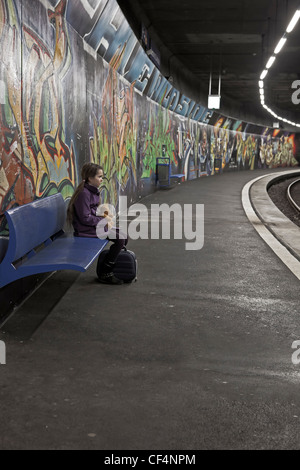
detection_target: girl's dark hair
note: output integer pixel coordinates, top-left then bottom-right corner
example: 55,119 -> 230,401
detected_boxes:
67,163 -> 103,226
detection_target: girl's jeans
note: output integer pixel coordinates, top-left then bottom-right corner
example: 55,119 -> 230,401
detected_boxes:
105,227 -> 128,264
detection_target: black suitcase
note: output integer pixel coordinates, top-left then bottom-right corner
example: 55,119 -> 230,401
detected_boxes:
96,247 -> 137,283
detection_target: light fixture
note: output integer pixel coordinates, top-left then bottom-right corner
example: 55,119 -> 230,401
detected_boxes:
260,70 -> 268,80
266,56 -> 276,69
274,37 -> 287,54
258,6 -> 300,128
208,46 -> 222,110
286,10 -> 300,33
208,94 -> 221,109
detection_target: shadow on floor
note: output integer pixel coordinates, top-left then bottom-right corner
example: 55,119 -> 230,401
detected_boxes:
0,270 -> 81,341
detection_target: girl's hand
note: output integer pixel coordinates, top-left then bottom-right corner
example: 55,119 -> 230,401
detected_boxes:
96,203 -> 116,229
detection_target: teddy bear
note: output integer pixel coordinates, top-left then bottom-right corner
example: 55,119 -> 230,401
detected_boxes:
96,203 -> 116,230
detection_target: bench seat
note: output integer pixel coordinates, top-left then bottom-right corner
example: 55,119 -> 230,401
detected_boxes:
170,174 -> 185,179
0,193 -> 108,288
14,236 -> 108,273
155,157 -> 185,187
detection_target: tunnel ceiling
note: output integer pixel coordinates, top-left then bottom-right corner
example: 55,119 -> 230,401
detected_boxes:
117,0 -> 300,126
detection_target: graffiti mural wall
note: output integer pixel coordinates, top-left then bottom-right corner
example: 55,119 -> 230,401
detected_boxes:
0,0 -> 298,236
0,0 -> 77,234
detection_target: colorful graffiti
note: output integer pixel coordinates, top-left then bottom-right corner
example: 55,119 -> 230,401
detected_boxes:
0,0 -> 76,234
0,0 -> 298,239
90,45 -> 137,208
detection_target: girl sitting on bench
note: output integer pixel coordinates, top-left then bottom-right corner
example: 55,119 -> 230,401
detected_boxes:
67,162 -> 128,285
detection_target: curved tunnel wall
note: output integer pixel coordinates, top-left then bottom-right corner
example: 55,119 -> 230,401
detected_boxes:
0,0 -> 299,240
0,0 -> 298,319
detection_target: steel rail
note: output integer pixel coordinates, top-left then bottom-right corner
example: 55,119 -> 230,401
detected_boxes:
287,177 -> 300,213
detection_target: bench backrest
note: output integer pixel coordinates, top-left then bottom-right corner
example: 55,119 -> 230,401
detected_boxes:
4,193 -> 66,263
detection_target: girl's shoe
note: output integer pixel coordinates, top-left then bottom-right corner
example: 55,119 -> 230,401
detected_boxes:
98,271 -> 123,285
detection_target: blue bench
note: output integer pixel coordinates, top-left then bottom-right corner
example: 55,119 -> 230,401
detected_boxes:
170,173 -> 185,180
155,157 -> 185,188
0,193 -> 108,289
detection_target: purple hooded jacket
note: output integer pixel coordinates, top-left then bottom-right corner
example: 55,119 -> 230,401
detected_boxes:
72,183 -> 105,238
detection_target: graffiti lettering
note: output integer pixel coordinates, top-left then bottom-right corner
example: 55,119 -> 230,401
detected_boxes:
81,0 -> 107,19
0,0 -> 298,240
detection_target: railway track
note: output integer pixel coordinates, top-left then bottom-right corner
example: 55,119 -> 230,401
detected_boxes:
287,177 -> 300,213
267,173 -> 300,228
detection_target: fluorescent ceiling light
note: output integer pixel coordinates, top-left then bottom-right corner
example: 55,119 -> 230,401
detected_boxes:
259,11 -> 300,128
208,94 -> 221,109
286,10 -> 300,33
266,56 -> 276,69
260,69 -> 268,80
274,37 -> 287,54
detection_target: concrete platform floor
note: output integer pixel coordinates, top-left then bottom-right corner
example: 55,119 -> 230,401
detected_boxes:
0,168 -> 300,450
